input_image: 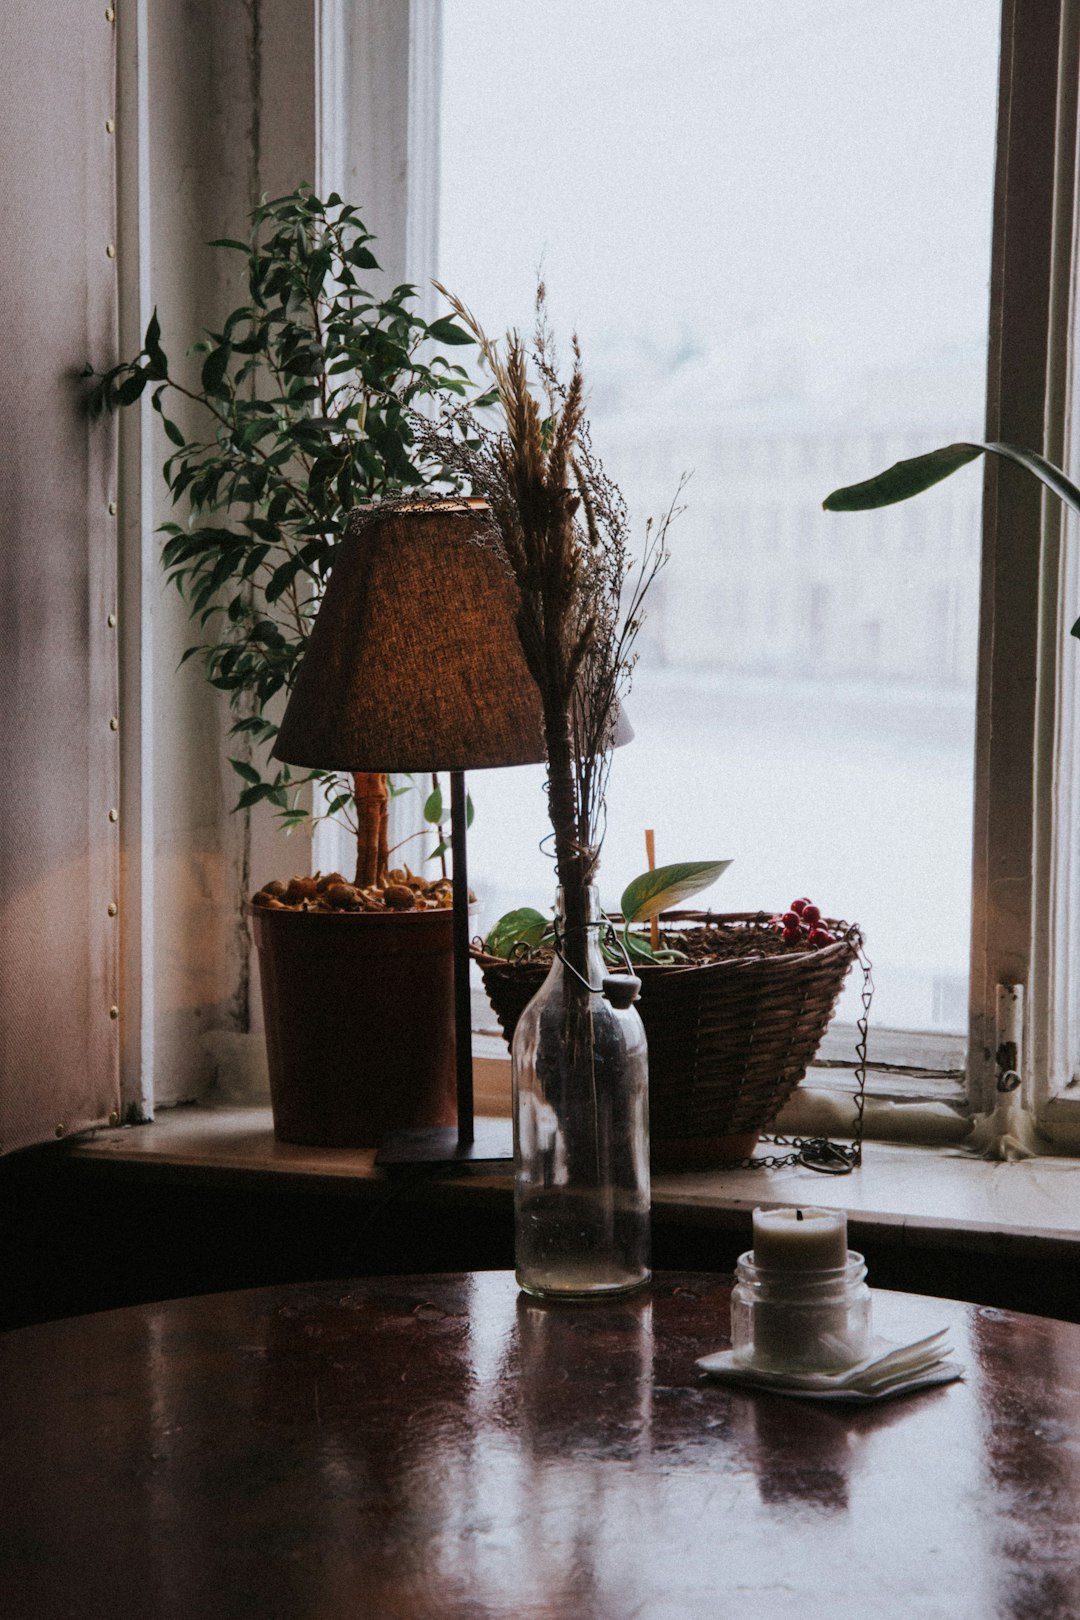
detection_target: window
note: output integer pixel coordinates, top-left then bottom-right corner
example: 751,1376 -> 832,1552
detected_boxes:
440,1 -> 996,1063
436,1 -> 1080,1142
45,0 -> 1075,1155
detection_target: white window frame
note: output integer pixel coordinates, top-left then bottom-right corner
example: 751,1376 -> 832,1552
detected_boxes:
113,0 -> 442,1116
1029,0 -> 1080,1149
313,0 -> 444,883
972,0 -> 1080,1147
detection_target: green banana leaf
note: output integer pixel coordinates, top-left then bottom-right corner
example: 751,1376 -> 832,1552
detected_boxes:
619,930 -> 688,965
823,440 -> 1080,639
619,860 -> 731,926
483,860 -> 730,966
483,907 -> 550,958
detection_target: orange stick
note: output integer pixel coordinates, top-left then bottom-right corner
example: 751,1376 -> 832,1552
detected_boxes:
645,828 -> 659,951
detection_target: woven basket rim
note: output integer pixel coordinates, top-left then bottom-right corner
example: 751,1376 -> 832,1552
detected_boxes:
471,909 -> 862,974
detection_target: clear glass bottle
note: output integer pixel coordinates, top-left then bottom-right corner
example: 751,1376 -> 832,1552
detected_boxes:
512,885 -> 651,1299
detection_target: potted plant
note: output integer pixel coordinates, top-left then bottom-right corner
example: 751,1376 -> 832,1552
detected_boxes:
93,186 -> 484,1146
474,874 -> 865,1170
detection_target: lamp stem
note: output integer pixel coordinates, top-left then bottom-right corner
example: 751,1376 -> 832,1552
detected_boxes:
450,770 -> 474,1144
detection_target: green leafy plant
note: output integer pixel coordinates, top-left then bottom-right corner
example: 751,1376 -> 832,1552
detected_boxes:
618,860 -> 732,928
483,907 -> 553,960
483,860 -> 731,965
91,185 -> 482,886
823,441 -> 1080,637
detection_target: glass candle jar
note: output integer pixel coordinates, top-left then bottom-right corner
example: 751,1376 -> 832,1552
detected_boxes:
730,1250 -> 872,1373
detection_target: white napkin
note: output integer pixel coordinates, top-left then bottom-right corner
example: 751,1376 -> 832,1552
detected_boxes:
696,1329 -> 964,1404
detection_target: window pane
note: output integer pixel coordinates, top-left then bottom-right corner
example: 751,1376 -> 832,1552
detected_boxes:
440,1 -> 999,1036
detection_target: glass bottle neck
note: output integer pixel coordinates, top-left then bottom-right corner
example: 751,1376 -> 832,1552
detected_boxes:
554,884 -> 605,983
555,884 -> 602,924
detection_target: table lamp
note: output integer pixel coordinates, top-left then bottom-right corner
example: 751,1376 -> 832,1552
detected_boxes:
273,499 -> 547,1164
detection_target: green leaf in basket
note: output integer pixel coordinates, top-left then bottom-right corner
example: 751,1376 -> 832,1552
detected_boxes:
483,907 -> 551,958
619,861 -> 732,926
612,931 -> 689,965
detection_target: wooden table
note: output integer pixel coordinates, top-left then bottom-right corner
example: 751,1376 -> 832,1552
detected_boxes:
2,1271 -> 1078,1619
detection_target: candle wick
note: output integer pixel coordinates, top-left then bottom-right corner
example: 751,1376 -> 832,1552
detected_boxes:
796,1209 -> 804,1222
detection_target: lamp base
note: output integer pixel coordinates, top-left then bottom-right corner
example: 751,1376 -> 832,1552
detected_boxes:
375,1116 -> 513,1167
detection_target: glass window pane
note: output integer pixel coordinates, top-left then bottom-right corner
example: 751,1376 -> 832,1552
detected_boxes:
440,1 -> 999,1037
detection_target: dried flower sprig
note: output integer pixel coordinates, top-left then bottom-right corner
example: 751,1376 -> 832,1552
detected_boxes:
416,285 -> 678,971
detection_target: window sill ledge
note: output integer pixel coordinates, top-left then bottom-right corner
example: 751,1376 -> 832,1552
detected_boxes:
65,1103 -> 1080,1266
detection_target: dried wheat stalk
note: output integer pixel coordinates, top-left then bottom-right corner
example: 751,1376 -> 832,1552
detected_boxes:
417,286 -> 677,976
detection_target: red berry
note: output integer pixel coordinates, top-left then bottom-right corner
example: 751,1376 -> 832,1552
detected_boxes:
782,926 -> 803,944
808,927 -> 835,946
782,911 -> 802,928
790,898 -> 809,915
802,904 -> 821,925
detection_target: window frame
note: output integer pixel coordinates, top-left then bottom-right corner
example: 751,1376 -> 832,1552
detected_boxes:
972,0 -> 1080,1143
442,1 -> 1080,1147
112,1 -> 1080,1149
1030,0 -> 1080,1149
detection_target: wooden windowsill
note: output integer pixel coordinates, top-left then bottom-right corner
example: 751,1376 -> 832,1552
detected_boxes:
65,1102 -> 1080,1264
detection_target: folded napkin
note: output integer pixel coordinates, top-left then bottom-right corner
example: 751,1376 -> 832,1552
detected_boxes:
696,1329 -> 964,1405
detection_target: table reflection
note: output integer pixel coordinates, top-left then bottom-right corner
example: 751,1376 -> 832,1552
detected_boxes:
3,1273 -> 1080,1619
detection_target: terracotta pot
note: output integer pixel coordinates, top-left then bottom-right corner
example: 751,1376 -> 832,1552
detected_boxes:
248,904 -> 457,1148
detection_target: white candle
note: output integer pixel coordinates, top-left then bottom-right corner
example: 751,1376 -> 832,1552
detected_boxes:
751,1206 -> 848,1271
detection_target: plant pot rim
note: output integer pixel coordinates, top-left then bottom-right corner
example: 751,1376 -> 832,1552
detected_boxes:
245,899 -> 455,927
472,910 -> 862,974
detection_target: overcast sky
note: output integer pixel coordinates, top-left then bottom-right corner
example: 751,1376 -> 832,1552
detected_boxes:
439,5 -> 1000,1014
439,1 -> 999,388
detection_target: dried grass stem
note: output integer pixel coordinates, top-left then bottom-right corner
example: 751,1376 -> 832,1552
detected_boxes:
419,285 -> 679,972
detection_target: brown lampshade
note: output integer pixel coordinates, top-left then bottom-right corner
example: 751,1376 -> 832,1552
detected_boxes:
273,502 -> 548,772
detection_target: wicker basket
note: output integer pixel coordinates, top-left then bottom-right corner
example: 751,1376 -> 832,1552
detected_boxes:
473,910 -> 862,1170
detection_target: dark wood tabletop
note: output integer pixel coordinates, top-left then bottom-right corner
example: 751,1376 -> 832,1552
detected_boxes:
2,1270 -> 1078,1619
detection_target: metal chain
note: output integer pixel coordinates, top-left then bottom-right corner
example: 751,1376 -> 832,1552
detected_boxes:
848,943 -> 874,1166
720,935 -> 874,1175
